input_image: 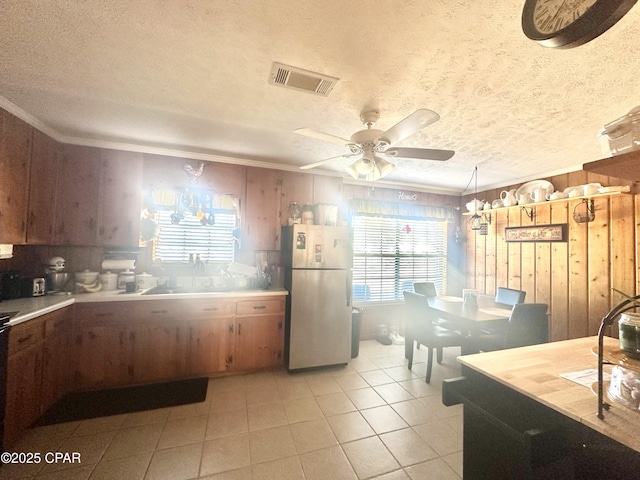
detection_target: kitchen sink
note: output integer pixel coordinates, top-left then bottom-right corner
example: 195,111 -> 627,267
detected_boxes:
140,286 -> 232,295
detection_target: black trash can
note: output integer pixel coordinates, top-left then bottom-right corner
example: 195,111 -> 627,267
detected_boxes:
351,307 -> 363,358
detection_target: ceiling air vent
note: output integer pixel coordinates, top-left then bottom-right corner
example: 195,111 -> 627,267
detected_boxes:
269,62 -> 338,97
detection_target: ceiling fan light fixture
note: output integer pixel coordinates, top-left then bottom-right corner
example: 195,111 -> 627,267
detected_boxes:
346,162 -> 360,179
374,156 -> 395,179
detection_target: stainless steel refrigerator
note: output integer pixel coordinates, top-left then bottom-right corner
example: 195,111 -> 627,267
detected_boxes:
281,225 -> 352,371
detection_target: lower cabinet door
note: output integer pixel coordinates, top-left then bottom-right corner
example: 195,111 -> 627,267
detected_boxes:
130,322 -> 188,384
235,315 -> 284,370
187,318 -> 235,375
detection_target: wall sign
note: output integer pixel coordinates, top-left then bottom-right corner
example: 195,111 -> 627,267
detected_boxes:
505,224 -> 567,243
397,191 -> 418,201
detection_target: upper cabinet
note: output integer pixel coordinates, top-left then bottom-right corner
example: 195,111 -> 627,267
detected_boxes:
27,130 -> 59,244
97,149 -> 143,246
0,109 -> 32,244
583,151 -> 640,181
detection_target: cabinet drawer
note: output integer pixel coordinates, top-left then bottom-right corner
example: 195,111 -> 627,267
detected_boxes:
132,300 -> 187,322
187,300 -> 235,319
237,298 -> 283,316
74,302 -> 133,326
9,319 -> 45,354
44,309 -> 70,337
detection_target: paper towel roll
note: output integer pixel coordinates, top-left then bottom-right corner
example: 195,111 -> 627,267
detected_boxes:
101,259 -> 136,271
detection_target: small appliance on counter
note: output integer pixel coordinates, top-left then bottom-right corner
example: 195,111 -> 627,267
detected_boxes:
44,256 -> 71,295
0,272 -> 46,299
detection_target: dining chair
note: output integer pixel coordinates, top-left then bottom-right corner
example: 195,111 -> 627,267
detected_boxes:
495,287 -> 526,307
403,291 -> 468,383
477,303 -> 549,352
413,281 -> 437,297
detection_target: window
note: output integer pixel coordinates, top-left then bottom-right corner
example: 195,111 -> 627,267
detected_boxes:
153,209 -> 236,263
352,215 -> 448,302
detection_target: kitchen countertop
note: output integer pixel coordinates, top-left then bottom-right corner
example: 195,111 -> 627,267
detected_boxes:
1,288 -> 289,326
458,336 -> 640,454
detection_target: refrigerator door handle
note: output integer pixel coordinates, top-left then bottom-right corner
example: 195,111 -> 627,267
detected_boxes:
346,272 -> 351,307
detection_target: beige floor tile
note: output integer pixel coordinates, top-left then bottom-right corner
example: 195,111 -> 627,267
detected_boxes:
412,419 -> 463,457
200,433 -> 251,477
145,442 -> 203,480
246,387 -> 282,407
277,381 -> 314,402
305,376 -> 343,396
345,387 -> 387,410
283,397 -> 324,424
247,402 -> 288,431
418,395 -> 462,419
342,435 -> 400,479
37,465 -> 95,480
326,411 -> 375,444
248,425 -> 297,464
72,414 -> 127,437
167,400 -> 211,421
289,418 -> 338,454
360,405 -> 408,434
397,378 -> 440,398
390,399 -> 439,426
198,465 -> 252,480
121,408 -> 170,429
369,354 -> 406,369
156,415 -> 207,449
333,372 -> 369,391
0,457 -> 45,479
383,366 -> 418,382
315,392 -> 357,416
298,445 -> 357,480
379,428 -> 439,467
250,455 -> 305,480
442,450 -> 463,478
208,375 -> 247,394
89,452 -> 151,480
404,457 -> 461,480
360,369 -> 396,387
209,390 -> 247,414
19,422 -> 80,448
442,413 -> 463,435
371,469 -> 411,479
102,422 -> 163,460
38,430 -> 116,475
348,357 -> 380,373
244,372 -> 278,393
206,409 -> 248,440
373,383 -> 415,404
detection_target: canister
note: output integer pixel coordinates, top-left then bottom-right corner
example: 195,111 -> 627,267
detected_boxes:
117,269 -> 135,289
619,313 -> 640,359
99,271 -> 118,291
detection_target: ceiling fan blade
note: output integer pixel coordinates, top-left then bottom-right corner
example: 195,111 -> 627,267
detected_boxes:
379,109 -> 440,145
300,153 -> 359,170
295,128 -> 354,147
385,147 -> 455,161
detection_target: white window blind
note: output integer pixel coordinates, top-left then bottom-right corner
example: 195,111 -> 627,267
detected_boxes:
153,210 -> 236,263
352,215 -> 447,302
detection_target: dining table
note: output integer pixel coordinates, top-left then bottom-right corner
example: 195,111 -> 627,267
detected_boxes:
426,295 -> 511,354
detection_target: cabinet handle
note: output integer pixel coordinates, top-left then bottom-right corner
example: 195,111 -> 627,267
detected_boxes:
203,307 -> 218,312
228,324 -> 234,333
96,312 -> 113,317
253,305 -> 266,310
17,334 -> 33,344
278,321 -> 283,330
238,323 -> 242,335
151,310 -> 168,314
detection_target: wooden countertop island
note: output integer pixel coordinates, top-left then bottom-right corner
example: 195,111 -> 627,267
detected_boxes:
444,336 -> 640,479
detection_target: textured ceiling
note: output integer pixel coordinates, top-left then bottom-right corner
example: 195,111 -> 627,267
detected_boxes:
1,0 -> 639,194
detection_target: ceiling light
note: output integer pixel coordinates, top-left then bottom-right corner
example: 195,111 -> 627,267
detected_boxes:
347,154 -> 395,181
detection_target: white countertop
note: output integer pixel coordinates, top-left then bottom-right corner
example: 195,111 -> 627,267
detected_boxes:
1,288 -> 288,326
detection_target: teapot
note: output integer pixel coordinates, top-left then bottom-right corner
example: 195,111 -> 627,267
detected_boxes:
500,189 -> 518,207
465,198 -> 484,212
517,192 -> 533,205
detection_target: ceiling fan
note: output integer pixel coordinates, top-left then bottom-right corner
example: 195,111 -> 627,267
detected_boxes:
296,109 -> 454,181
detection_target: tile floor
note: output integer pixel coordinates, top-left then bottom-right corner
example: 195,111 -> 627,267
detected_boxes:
0,341 -> 464,480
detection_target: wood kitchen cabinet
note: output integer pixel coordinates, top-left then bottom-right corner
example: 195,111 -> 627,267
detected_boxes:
72,302 -> 134,389
97,149 -> 143,246
186,299 -> 236,375
235,297 -> 285,370
130,300 -> 188,383
0,108 -> 32,244
27,129 -> 59,244
4,317 -> 45,448
41,309 -> 72,414
244,167 -> 280,250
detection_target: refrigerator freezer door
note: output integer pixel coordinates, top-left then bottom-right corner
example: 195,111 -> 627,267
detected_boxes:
288,269 -> 352,370
291,225 -> 351,269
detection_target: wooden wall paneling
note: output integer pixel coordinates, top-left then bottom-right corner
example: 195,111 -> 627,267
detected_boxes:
484,210 -> 497,296
244,167 -> 279,251
312,175 -> 343,205
0,109 -> 32,244
27,130 -> 58,244
494,210 -> 509,293
54,146 -> 101,246
587,197 -> 611,335
280,171 -> 313,225
520,206 -> 536,300
568,211 -> 589,339
534,204 -> 552,309
475,229 -> 486,294
466,219 -> 477,289
610,194 -> 635,305
550,202 -> 569,341
507,208 -> 522,291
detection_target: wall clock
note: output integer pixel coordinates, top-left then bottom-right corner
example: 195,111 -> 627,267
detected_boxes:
522,0 -> 637,49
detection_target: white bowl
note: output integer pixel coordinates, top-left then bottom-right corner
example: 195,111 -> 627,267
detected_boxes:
75,270 -> 99,285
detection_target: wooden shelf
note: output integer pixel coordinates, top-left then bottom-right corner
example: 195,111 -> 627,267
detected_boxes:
461,191 -> 627,216
583,150 -> 640,181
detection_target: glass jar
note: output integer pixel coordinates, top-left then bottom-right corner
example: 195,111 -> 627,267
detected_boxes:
301,203 -> 314,225
619,313 -> 640,360
288,202 -> 301,224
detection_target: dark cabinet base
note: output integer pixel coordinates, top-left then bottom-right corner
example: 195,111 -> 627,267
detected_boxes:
444,371 -> 640,480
